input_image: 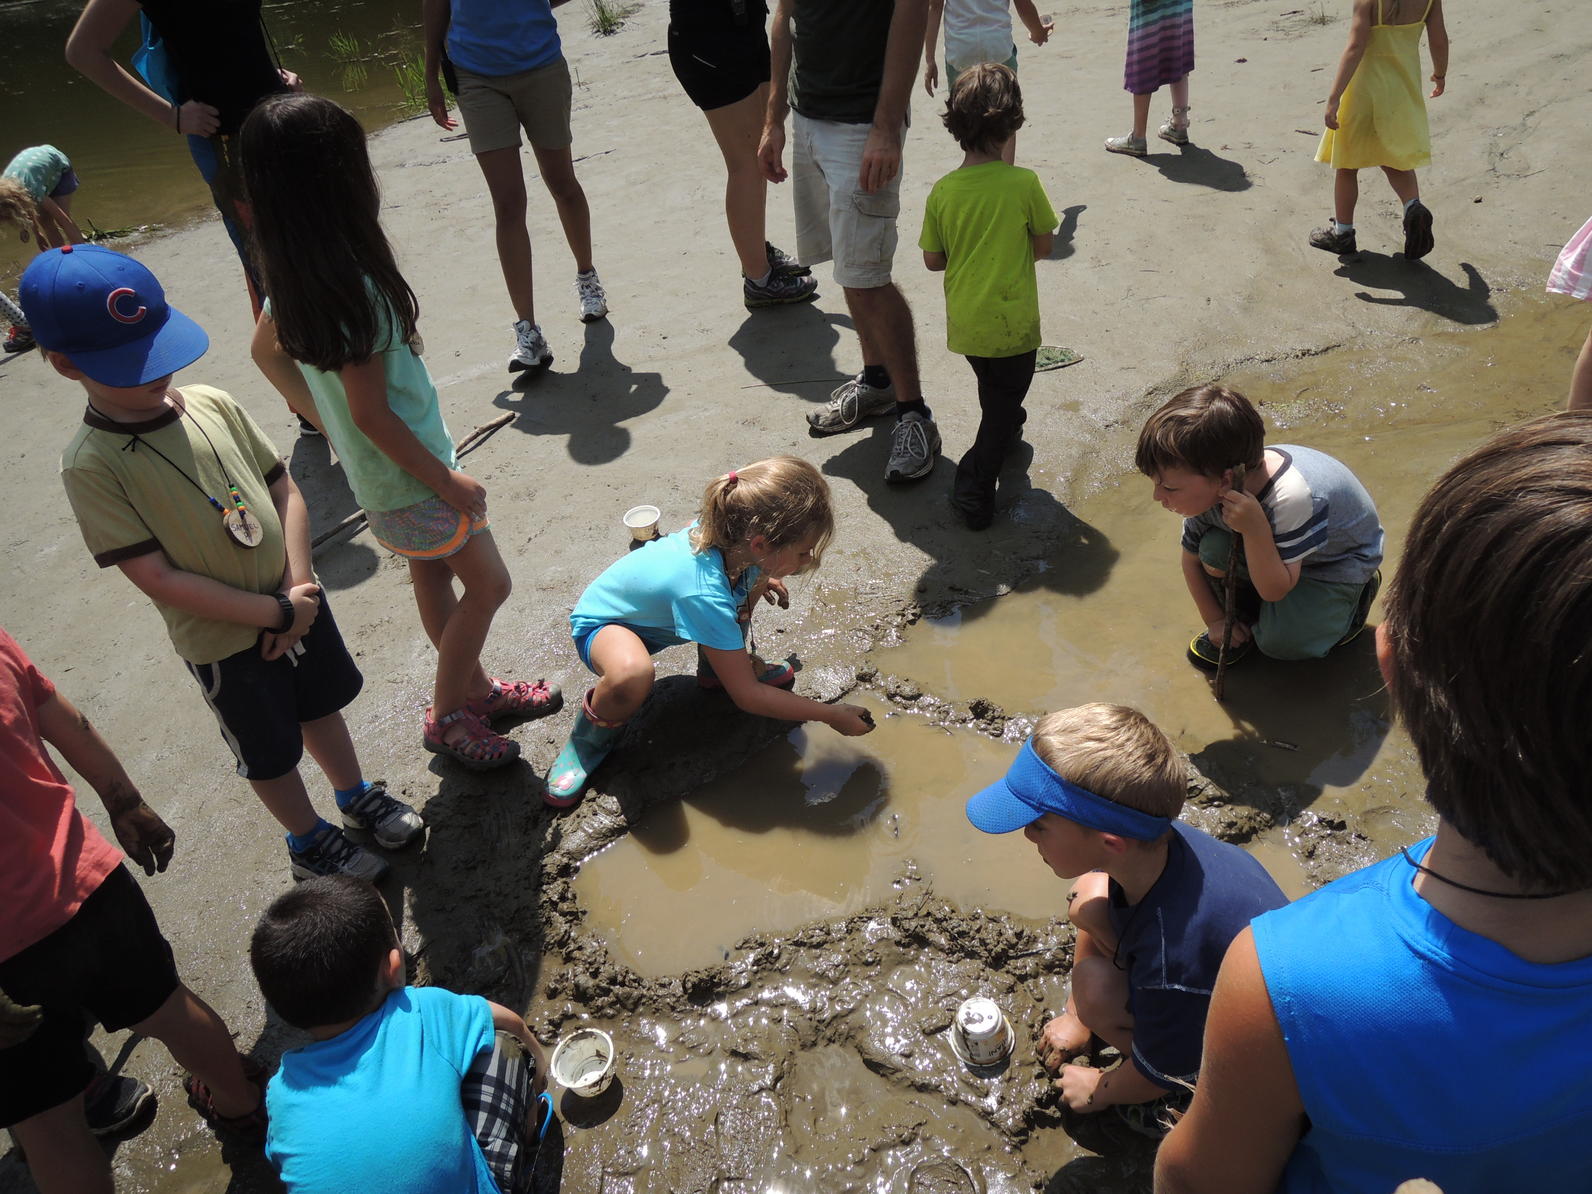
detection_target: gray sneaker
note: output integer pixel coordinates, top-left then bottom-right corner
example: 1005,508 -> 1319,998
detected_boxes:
886,410 -> 941,483
288,824 -> 389,883
745,269 -> 818,309
340,782 -> 425,850
509,319 -> 553,373
575,270 -> 609,323
807,373 -> 897,435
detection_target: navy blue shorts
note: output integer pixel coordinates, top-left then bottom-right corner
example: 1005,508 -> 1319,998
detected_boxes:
185,596 -> 363,781
572,622 -> 679,672
0,866 -> 178,1127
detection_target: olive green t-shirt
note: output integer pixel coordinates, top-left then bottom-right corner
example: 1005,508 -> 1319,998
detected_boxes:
60,385 -> 289,665
919,162 -> 1057,358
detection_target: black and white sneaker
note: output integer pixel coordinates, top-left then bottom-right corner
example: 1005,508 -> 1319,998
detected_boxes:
84,1073 -> 155,1136
340,781 -> 425,849
885,410 -> 941,483
575,270 -> 609,323
765,242 -> 810,276
288,824 -> 389,883
744,269 -> 819,309
509,319 -> 553,373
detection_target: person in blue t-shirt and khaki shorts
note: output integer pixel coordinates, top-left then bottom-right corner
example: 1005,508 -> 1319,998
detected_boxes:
964,702 -> 1287,1138
421,0 -> 608,376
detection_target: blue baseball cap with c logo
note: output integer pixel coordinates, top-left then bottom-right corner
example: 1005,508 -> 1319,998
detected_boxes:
20,244 -> 208,386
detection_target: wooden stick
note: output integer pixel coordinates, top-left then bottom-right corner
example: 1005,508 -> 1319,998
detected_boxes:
310,412 -> 515,552
1214,463 -> 1247,701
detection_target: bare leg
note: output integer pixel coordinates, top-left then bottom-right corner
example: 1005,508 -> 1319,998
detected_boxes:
843,283 -> 922,405
1334,168 -> 1360,224
474,146 -> 537,324
247,770 -> 321,837
1381,165 -> 1419,204
431,532 -> 512,717
531,145 -> 595,273
1131,92 -> 1153,140
9,1096 -> 113,1194
1569,325 -> 1592,412
1170,75 -> 1190,117
409,557 -> 494,707
587,624 -> 656,721
299,712 -> 362,791
703,85 -> 774,278
133,986 -> 259,1118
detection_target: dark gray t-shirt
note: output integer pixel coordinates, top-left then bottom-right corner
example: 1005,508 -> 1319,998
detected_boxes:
790,0 -> 894,123
1180,444 -> 1384,587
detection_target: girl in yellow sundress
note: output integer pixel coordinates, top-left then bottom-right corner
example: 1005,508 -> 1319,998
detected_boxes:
1308,0 -> 1448,261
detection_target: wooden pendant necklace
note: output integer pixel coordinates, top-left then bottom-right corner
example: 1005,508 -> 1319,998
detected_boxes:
95,397 -> 264,549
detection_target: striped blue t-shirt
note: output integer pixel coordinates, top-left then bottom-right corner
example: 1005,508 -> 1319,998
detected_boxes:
1180,444 -> 1383,586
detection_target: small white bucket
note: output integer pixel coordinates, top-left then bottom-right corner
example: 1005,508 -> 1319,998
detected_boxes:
549,1027 -> 616,1097
622,505 -> 661,541
949,997 -> 1014,1067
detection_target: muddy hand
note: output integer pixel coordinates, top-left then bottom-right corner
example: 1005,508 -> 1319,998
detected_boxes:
830,703 -> 875,736
1057,1063 -> 1105,1112
763,578 -> 791,609
112,800 -> 176,875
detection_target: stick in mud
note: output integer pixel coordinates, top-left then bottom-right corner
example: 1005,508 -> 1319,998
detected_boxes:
309,412 -> 516,552
1214,463 -> 1247,701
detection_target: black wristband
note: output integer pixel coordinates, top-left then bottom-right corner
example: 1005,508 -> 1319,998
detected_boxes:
274,592 -> 295,633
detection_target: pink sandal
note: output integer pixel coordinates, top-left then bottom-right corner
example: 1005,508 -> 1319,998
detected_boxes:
696,654 -> 797,692
466,677 -> 564,724
424,708 -> 521,771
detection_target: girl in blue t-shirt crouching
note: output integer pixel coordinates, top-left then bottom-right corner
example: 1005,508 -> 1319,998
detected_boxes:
549,456 -> 875,807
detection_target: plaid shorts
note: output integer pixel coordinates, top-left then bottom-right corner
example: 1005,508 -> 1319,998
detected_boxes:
462,1032 -> 539,1194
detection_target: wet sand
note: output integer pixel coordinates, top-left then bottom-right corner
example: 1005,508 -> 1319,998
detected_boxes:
1,0 -> 1588,1190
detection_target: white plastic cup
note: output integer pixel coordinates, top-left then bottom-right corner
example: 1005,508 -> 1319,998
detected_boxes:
953,997 -> 1013,1066
549,1027 -> 616,1097
623,505 -> 661,541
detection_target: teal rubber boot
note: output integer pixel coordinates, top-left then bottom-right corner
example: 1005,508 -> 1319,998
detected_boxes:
544,691 -> 625,808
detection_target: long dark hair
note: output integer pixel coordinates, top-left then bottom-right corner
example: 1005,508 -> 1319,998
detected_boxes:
239,93 -> 419,371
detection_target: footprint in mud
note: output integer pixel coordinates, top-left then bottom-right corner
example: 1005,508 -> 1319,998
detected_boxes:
908,1158 -> 980,1194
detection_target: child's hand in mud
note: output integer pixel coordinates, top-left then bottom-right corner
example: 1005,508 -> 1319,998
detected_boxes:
437,469 -> 488,521
111,800 -> 176,876
829,703 -> 875,736
1056,1063 -> 1106,1113
1218,486 -> 1269,539
1037,1012 -> 1091,1073
762,578 -> 791,609
1204,618 -> 1252,648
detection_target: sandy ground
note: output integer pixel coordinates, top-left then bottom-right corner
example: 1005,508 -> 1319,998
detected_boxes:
1,0 -> 1587,1189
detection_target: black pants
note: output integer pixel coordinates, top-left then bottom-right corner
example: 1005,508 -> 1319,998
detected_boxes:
954,350 -> 1036,508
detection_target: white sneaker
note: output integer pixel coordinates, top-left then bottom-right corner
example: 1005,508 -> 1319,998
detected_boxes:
885,410 -> 941,484
575,270 -> 608,323
509,320 -> 553,373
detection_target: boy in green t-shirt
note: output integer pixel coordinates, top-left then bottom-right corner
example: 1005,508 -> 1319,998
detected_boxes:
21,245 -> 424,885
920,63 -> 1056,530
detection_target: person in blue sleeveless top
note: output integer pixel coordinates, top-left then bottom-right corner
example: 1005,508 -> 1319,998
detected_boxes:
1157,412 -> 1592,1194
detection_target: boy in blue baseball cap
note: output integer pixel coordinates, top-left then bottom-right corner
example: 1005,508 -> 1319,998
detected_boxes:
21,244 -> 423,885
965,702 -> 1286,1136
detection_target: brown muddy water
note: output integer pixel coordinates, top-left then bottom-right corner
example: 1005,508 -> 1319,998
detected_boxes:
1,0 -> 429,285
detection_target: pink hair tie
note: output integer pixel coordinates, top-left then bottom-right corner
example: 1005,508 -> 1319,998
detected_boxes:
728,470 -> 738,483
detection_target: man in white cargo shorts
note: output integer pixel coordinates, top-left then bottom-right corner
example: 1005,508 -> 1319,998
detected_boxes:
758,0 -> 941,484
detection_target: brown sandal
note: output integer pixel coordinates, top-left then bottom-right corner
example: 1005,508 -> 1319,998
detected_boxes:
184,1054 -> 269,1143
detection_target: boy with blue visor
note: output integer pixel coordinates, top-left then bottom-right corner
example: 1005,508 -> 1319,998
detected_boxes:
965,703 -> 1286,1136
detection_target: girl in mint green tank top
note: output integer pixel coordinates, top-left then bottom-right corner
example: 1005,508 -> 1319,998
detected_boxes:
243,93 -> 563,773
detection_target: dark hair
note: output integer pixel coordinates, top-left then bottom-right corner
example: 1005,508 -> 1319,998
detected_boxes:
1134,384 -> 1266,478
692,455 -> 834,571
239,93 -> 419,371
249,876 -> 398,1030
941,63 -> 1025,155
1383,412 -> 1592,891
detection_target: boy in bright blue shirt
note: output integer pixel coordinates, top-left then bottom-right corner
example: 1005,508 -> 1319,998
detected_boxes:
251,877 -> 548,1194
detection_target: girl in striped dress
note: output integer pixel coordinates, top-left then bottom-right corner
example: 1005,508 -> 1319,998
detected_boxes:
1104,0 -> 1194,156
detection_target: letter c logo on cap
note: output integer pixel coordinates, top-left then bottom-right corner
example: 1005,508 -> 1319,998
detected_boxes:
106,288 -> 147,324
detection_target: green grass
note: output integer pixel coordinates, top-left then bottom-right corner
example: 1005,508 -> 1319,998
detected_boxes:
586,0 -> 639,36
328,30 -> 364,61
393,53 -> 428,115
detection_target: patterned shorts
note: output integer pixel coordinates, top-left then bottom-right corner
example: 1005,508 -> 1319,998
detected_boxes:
367,495 -> 489,561
462,1032 -> 542,1194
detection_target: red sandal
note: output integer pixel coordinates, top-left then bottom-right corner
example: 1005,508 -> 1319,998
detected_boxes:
184,1054 -> 269,1143
423,707 -> 521,771
466,677 -> 564,724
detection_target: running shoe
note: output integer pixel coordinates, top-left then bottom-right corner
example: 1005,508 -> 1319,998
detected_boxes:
339,781 -> 425,850
575,270 -> 609,323
1402,199 -> 1435,260
3,325 -> 36,354
288,824 -> 389,883
84,1073 -> 155,1136
885,410 -> 941,483
807,373 -> 896,435
1309,223 -> 1358,255
509,319 -> 553,373
766,242 -> 810,276
744,269 -> 819,309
